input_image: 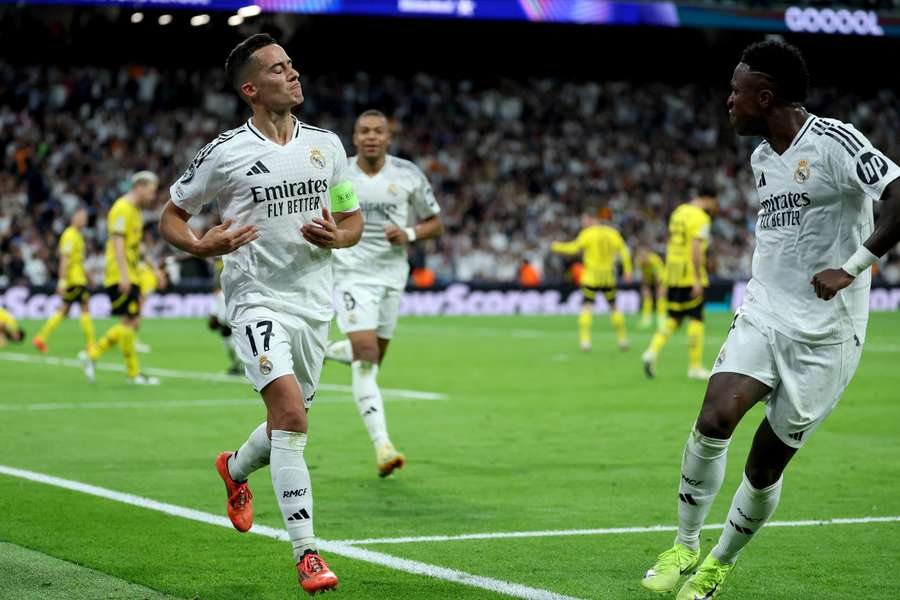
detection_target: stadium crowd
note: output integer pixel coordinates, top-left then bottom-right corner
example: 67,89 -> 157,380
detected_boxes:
2,63 -> 899,288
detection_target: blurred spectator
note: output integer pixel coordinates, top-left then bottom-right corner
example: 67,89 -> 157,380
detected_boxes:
1,63 -> 899,287
519,260 -> 541,287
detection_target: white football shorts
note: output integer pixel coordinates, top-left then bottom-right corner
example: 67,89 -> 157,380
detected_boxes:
711,311 -> 862,449
334,282 -> 402,339
231,306 -> 329,408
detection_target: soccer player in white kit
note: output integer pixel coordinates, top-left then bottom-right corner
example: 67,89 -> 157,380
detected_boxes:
327,110 -> 443,477
159,34 -> 363,595
641,40 -> 900,599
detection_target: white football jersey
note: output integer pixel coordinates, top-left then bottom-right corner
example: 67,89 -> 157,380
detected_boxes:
332,155 -> 440,289
170,116 -> 358,322
742,114 -> 900,344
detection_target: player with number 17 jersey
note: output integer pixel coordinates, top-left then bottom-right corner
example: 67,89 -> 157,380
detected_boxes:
171,116 -> 355,330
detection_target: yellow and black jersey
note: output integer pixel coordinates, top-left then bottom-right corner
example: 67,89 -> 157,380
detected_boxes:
59,226 -> 87,287
103,197 -> 143,287
639,252 -> 665,286
665,204 -> 711,288
552,225 -> 632,289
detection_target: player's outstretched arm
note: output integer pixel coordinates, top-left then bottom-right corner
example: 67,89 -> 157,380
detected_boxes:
812,179 -> 900,301
159,200 -> 259,258
384,215 -> 443,245
550,237 -> 582,255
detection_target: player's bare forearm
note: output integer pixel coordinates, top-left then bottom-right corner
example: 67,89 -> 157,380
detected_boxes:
862,181 -> 900,257
57,256 -> 69,289
383,216 -> 441,245
160,201 -> 258,258
113,236 -> 129,282
416,215 -> 444,241
691,239 -> 704,295
691,240 -> 703,282
334,209 -> 363,248
812,180 -> 900,300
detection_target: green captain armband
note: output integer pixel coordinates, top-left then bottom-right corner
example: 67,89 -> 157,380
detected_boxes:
330,181 -> 359,213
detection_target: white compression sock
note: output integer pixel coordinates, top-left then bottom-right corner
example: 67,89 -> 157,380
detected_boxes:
270,430 -> 316,562
711,474 -> 782,564
228,421 -> 270,482
675,428 -> 731,551
351,360 -> 389,449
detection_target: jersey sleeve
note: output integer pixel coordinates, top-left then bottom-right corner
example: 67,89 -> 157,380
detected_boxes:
328,135 -> 359,215
108,203 -> 128,237
824,122 -> 900,202
169,137 -> 228,216
551,231 -> 586,255
59,231 -> 74,256
409,165 -> 441,220
692,215 -> 711,242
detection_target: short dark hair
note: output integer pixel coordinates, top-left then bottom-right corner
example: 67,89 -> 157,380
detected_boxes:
355,109 -> 388,127
740,39 -> 809,104
359,109 -> 387,119
225,33 -> 277,94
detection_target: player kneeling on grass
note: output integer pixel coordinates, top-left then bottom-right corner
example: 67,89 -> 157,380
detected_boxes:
0,307 -> 25,347
641,40 -> 900,599
326,109 -> 444,477
160,34 -> 363,595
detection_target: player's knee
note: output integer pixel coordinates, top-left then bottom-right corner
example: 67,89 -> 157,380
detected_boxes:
353,344 -> 380,364
273,408 -> 308,433
696,388 -> 742,438
696,409 -> 734,439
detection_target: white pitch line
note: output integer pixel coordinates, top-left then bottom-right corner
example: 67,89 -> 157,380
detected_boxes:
0,397 -> 393,411
334,516 -> 900,546
0,352 -> 447,400
0,465 -> 584,600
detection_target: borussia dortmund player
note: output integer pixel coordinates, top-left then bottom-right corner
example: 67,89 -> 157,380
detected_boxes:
552,207 -> 632,351
642,191 -> 717,380
33,207 -> 95,353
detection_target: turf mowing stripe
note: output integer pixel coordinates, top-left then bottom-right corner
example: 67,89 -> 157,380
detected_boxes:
0,465 -> 585,600
0,394 -> 436,411
0,352 -> 447,400
334,516 -> 900,545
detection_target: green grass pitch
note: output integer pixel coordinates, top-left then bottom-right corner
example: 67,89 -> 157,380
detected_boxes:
1,312 -> 898,599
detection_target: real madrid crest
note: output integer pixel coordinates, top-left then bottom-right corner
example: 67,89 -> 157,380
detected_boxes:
348,313 -> 357,325
259,355 -> 273,375
794,159 -> 810,184
310,149 -> 326,169
387,183 -> 398,196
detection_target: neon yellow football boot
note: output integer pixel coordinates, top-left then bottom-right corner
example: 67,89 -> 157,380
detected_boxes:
641,543 -> 700,593
676,554 -> 734,600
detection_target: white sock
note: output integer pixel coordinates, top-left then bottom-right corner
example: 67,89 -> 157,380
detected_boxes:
228,421 -> 270,482
711,474 -> 782,564
270,430 -> 316,562
351,360 -> 389,449
675,428 -> 731,551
